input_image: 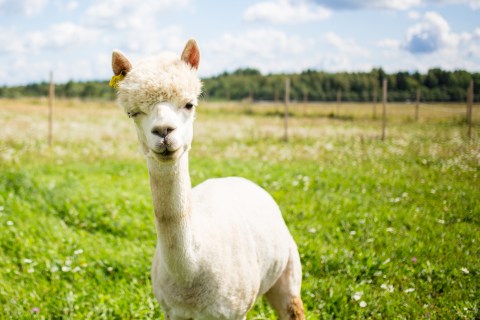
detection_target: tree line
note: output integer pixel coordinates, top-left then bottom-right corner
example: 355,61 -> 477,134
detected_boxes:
203,68 -> 479,102
1,68 -> 478,102
0,80 -> 116,100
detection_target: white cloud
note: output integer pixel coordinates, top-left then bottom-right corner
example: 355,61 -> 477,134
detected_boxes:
0,0 -> 194,85
375,0 -> 422,10
376,39 -> 403,61
407,10 -> 421,19
317,32 -> 372,72
0,23 -> 99,55
64,1 -> 78,12
464,28 -> 480,59
0,21 -> 102,84
377,38 -> 402,49
48,22 -> 99,50
325,31 -> 369,57
85,0 -> 190,30
404,12 -> 459,54
440,0 -> 480,10
467,0 -> 480,9
209,29 -> 310,57
243,0 -> 331,24
202,29 -> 377,75
317,0 -> 422,11
124,25 -> 186,56
203,28 -> 316,75
316,0 -> 480,11
396,12 -> 480,70
373,12 -> 480,72
82,0 -> 191,58
0,0 -> 47,16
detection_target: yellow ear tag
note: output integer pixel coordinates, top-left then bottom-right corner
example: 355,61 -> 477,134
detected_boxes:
109,74 -> 125,89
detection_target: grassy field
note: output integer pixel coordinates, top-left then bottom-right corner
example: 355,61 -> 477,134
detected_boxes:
0,98 -> 479,319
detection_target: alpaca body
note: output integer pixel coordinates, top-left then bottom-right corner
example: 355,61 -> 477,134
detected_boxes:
151,166 -> 300,319
111,39 -> 304,320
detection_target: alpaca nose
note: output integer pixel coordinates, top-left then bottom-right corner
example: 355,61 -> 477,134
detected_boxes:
151,125 -> 176,138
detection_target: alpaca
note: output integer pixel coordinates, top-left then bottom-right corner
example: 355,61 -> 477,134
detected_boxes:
110,39 -> 304,320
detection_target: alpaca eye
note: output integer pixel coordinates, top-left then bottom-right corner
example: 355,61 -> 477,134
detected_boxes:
185,103 -> 194,110
127,111 -> 141,118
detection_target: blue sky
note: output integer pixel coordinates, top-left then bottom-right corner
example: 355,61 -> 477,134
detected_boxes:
0,0 -> 479,85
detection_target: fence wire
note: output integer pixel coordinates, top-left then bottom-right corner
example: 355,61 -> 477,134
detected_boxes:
417,103 -> 469,114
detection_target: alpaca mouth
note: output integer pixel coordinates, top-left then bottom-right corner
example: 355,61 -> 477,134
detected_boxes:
159,149 -> 175,157
151,147 -> 181,161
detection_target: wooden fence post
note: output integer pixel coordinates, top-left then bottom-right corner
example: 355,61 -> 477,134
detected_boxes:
274,88 -> 279,113
467,80 -> 474,139
415,88 -> 420,122
373,86 -> 377,119
48,71 -> 54,147
336,89 -> 341,116
381,79 -> 387,141
303,88 -> 308,117
284,78 -> 290,142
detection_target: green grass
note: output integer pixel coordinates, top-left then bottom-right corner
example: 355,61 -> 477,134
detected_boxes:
0,99 -> 479,319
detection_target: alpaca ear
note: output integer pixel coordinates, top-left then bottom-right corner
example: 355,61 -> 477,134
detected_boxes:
181,39 -> 200,70
112,50 -> 133,76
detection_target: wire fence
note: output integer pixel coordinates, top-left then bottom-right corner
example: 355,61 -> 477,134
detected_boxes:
418,103 -> 468,114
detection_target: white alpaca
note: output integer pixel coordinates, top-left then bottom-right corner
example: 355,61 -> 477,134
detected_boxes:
111,39 -> 304,320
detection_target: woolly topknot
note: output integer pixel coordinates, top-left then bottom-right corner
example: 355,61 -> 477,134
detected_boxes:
116,52 -> 202,114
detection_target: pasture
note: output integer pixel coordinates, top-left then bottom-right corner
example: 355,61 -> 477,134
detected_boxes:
0,98 -> 478,319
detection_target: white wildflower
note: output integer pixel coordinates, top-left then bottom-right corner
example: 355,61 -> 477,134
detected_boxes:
6,221 -> 14,226
404,288 -> 415,293
359,301 -> 367,308
461,267 -> 469,274
324,143 -> 333,150
381,283 -> 394,292
24,258 -> 33,264
352,292 -> 363,301
74,249 -> 83,255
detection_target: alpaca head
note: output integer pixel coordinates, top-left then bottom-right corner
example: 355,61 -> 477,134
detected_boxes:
111,39 -> 202,163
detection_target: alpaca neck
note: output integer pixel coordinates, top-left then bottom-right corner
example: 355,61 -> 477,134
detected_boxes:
147,152 -> 197,278
147,153 -> 192,222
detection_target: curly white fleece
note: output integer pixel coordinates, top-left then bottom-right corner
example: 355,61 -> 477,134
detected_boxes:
116,53 -> 202,114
